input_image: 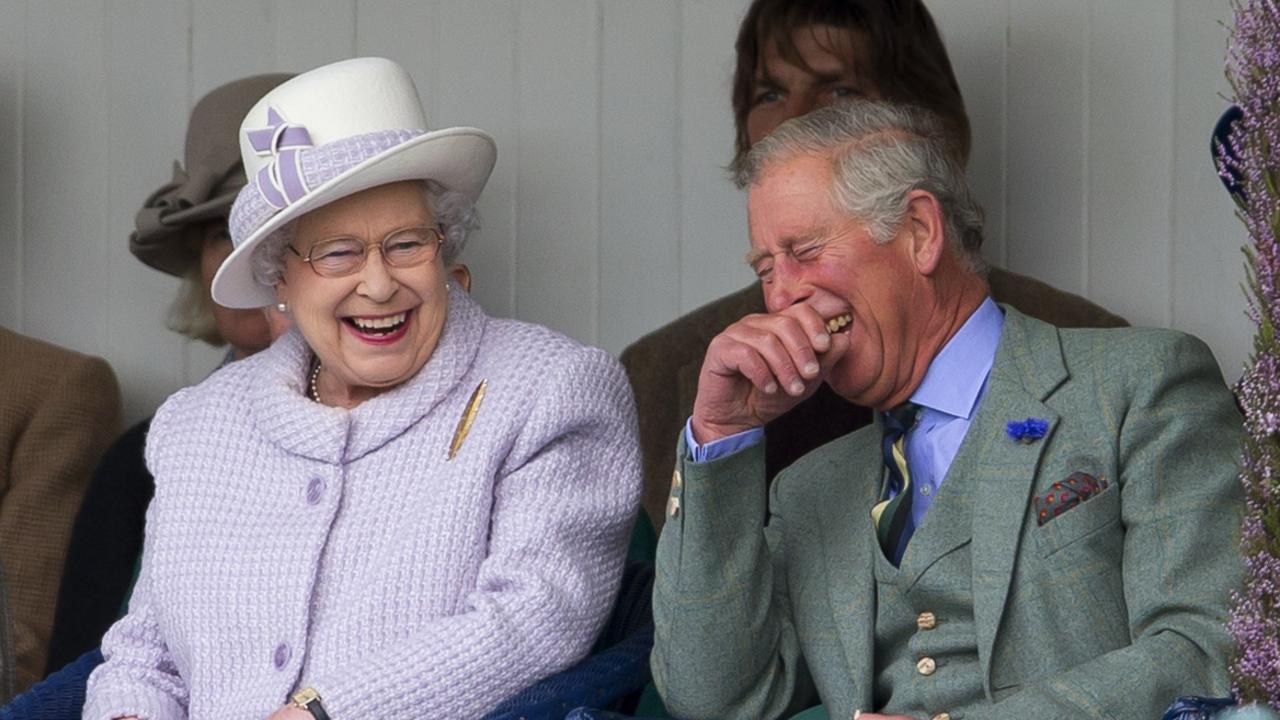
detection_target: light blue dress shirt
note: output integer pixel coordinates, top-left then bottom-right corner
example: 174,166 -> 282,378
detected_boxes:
686,298 -> 1005,527
895,298 -> 1003,525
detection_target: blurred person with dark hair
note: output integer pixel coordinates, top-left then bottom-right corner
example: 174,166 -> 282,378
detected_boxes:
622,0 -> 1126,532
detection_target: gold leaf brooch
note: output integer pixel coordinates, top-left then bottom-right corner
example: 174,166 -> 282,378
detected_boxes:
448,379 -> 487,461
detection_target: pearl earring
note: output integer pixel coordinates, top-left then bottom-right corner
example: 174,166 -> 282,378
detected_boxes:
276,302 -> 288,313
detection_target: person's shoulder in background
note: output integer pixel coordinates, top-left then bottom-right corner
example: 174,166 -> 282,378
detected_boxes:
621,284 -> 765,378
0,326 -> 121,415
0,325 -> 122,694
988,266 -> 1127,329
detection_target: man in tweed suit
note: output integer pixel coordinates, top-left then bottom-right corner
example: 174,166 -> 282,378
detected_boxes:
621,0 -> 1127,533
651,101 -> 1242,719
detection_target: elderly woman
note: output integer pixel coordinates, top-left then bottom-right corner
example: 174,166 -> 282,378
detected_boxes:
83,57 -> 640,720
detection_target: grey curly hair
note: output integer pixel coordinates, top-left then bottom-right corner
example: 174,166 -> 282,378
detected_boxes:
737,100 -> 986,274
249,179 -> 480,287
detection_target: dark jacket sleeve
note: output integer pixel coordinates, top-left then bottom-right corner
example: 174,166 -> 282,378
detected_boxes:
46,419 -> 155,673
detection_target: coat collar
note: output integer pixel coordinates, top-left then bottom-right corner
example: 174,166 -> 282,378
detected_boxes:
250,284 -> 486,464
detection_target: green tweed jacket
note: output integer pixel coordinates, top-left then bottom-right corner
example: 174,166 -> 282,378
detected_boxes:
652,306 -> 1243,720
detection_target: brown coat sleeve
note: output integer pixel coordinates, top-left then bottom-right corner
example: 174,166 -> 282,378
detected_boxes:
0,328 -> 121,692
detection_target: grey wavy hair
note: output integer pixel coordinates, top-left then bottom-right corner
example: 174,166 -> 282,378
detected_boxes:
737,100 -> 987,274
249,179 -> 480,287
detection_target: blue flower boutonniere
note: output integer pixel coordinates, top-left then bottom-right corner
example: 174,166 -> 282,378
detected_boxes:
1006,417 -> 1049,443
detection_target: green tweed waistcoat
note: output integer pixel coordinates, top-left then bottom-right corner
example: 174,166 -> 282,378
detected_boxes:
872,456 -> 981,720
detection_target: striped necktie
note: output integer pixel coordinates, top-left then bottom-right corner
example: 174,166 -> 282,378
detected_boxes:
871,403 -> 921,566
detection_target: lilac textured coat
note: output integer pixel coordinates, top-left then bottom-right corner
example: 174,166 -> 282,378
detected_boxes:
83,287 -> 641,720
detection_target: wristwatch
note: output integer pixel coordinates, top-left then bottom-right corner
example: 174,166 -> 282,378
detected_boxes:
290,687 -> 331,720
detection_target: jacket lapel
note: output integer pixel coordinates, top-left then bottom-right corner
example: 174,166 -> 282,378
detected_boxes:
966,307 -> 1067,698
819,425 -> 884,710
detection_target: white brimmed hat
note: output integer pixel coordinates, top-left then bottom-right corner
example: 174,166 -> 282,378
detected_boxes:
212,57 -> 496,308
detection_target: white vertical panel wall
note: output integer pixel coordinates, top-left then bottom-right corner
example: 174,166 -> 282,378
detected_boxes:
1173,0 -> 1248,390
104,0 -> 191,415
1005,1 -> 1089,296
0,0 -> 1249,425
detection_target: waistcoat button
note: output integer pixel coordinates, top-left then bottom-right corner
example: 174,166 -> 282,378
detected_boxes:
917,611 -> 937,631
916,657 -> 937,676
667,495 -> 681,518
671,469 -> 682,492
931,713 -> 951,720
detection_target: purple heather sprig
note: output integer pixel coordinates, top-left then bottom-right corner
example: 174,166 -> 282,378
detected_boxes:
1223,0 -> 1280,707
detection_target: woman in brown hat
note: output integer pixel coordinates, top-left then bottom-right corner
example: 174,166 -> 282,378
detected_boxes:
45,73 -> 293,675
131,73 -> 296,359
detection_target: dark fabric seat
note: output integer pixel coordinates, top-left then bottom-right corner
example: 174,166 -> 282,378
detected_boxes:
46,419 -> 153,676
0,649 -> 101,720
483,561 -> 655,719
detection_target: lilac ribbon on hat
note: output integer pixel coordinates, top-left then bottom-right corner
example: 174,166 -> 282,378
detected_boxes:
246,107 -> 314,210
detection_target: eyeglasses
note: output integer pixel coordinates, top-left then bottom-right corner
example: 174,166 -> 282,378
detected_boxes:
288,226 -> 443,278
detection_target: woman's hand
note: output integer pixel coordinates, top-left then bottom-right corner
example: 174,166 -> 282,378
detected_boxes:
265,705 -> 312,720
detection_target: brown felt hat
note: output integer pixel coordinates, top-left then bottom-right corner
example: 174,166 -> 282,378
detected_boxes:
130,73 -> 293,276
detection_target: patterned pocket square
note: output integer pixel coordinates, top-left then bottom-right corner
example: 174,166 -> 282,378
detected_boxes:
1034,471 -> 1110,527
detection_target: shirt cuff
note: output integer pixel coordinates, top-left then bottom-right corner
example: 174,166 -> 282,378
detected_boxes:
684,418 -> 764,463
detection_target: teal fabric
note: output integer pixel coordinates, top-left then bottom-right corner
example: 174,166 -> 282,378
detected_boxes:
632,684 -> 671,717
652,307 -> 1244,720
787,705 -> 829,720
627,510 -> 658,564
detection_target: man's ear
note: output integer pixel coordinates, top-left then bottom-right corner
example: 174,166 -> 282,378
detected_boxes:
902,189 -> 946,276
449,263 -> 472,293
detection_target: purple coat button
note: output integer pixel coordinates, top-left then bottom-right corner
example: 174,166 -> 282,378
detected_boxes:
273,642 -> 290,669
305,477 -> 324,505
